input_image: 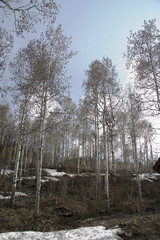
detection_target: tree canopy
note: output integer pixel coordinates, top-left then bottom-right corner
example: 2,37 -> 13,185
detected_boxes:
125,19 -> 160,114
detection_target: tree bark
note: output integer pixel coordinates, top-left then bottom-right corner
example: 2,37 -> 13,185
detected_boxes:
10,104 -> 26,205
103,107 -> 110,212
95,109 -> 101,190
35,48 -> 53,217
35,89 -> 47,217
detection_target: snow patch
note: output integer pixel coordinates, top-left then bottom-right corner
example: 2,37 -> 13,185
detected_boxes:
43,169 -> 96,178
0,169 -> 14,175
45,176 -> 60,182
0,192 -> 28,199
0,227 -> 123,240
15,192 -> 28,197
0,195 -> 11,200
133,173 -> 160,182
41,178 -> 49,183
44,168 -> 67,177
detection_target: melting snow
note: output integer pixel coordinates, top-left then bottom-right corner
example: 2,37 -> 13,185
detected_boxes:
45,176 -> 60,182
44,168 -> 67,177
15,192 -> 28,197
43,169 -> 96,178
0,192 -> 28,199
0,195 -> 11,200
0,226 -> 123,240
0,169 -> 14,175
134,173 -> 160,182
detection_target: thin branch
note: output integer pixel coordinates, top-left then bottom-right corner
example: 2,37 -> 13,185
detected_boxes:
0,0 -> 35,12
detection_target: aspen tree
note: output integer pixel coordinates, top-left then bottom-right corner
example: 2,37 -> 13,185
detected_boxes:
10,103 -> 26,205
34,48 -> 52,216
0,103 -> 14,178
117,111 -> 128,171
102,97 -> 110,212
0,28 -> 13,77
0,0 -> 58,36
99,57 -> 119,208
83,57 -> 119,208
126,19 -> 160,114
9,45 -> 36,205
59,96 -> 77,167
138,120 -> 154,171
0,1 -> 58,79
32,25 -> 74,216
84,60 -> 102,190
126,86 -> 143,202
97,57 -> 119,183
78,97 -> 93,172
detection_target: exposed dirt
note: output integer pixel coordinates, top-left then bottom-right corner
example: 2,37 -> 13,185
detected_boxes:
0,170 -> 160,240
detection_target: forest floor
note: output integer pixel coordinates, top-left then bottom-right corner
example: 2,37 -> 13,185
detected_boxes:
0,168 -> 160,240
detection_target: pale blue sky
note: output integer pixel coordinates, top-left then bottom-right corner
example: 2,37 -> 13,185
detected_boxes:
55,0 -> 160,103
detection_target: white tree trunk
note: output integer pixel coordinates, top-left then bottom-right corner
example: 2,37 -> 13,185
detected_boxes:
121,129 -> 127,171
18,144 -> 25,189
133,131 -> 142,203
35,48 -> 53,216
110,127 -> 116,181
24,146 -> 29,174
10,105 -> 26,205
95,111 -> 101,189
149,140 -> 153,164
145,139 -> 149,171
103,110 -> 110,212
35,91 -> 47,216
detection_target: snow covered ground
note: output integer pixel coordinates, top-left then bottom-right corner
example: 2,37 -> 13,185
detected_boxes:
43,168 -> 95,178
0,226 -> 123,240
44,168 -> 66,177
